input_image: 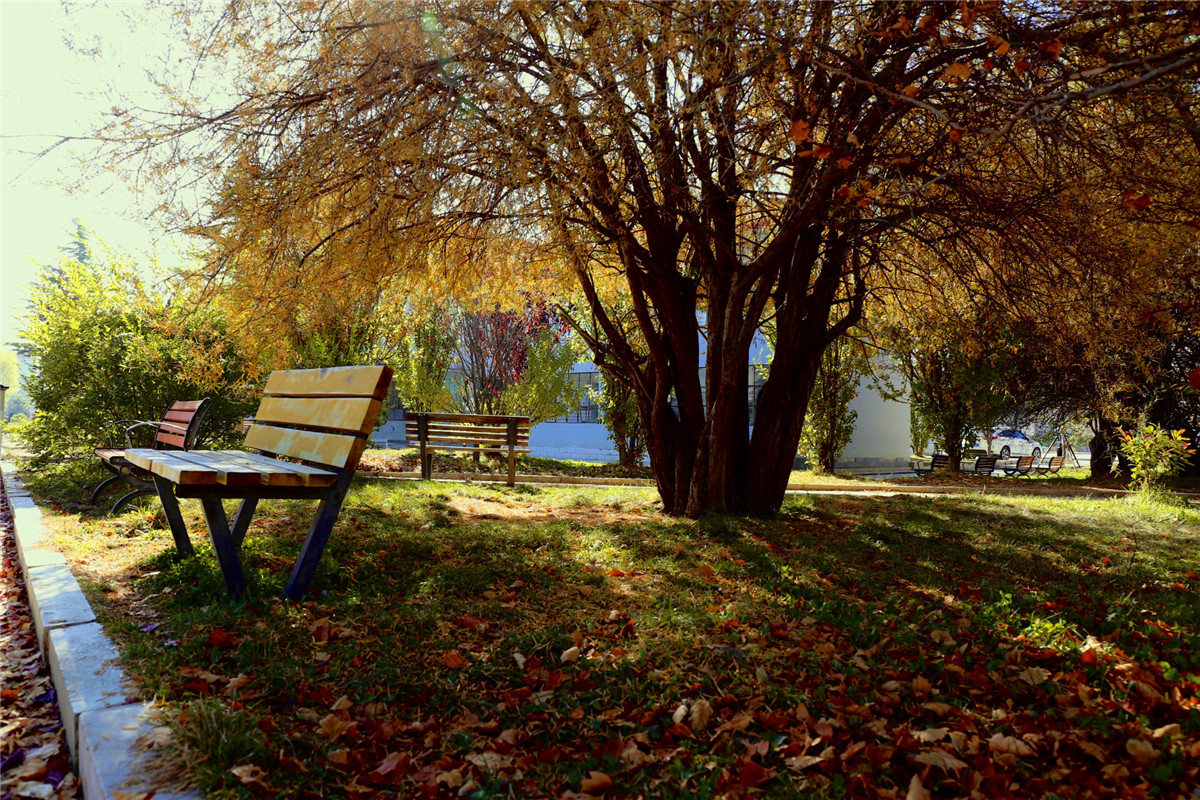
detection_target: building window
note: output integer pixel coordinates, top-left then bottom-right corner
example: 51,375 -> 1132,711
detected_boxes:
546,371 -> 602,423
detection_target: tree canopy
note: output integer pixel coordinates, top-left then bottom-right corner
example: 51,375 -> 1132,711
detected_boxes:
99,0 -> 1200,514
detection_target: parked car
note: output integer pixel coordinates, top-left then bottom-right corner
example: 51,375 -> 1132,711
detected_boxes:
970,429 -> 1043,460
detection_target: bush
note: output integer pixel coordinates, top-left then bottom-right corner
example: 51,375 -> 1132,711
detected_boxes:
15,249 -> 257,463
1119,423 -> 1195,491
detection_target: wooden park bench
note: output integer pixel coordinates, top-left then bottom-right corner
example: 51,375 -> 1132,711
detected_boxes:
972,455 -> 999,476
1031,455 -> 1065,476
913,453 -> 952,476
405,412 -> 531,486
1003,455 -> 1035,478
91,399 -> 211,514
125,365 -> 392,602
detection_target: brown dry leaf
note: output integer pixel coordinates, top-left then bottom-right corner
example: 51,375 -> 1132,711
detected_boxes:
911,675 -> 933,695
987,34 -> 1011,55
331,695 -> 353,712
988,733 -> 1036,756
308,617 -> 331,643
436,769 -> 464,788
581,771 -> 614,793
134,726 -> 173,750
689,698 -> 714,732
1152,723 -> 1181,739
912,749 -> 968,771
930,629 -> 956,646
1018,667 -> 1051,686
560,646 -> 581,664
328,748 -> 350,766
318,714 -> 351,740
225,673 -> 252,693
1125,738 -> 1158,763
907,774 -> 932,800
912,727 -> 949,742
921,702 -> 956,716
715,712 -> 754,733
465,752 -> 514,773
231,764 -> 272,788
438,650 -> 469,669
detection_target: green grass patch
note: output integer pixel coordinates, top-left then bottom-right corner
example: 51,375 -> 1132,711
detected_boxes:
17,462 -> 1200,799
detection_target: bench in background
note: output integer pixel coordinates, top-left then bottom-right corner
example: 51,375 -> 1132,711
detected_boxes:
913,453 -> 951,476
405,412 -> 531,486
1032,456 -> 1065,476
1004,455 -> 1035,477
126,366 -> 392,602
972,455 -> 999,476
91,399 -> 211,514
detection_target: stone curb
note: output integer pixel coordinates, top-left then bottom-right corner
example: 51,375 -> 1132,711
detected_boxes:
1,461 -> 200,800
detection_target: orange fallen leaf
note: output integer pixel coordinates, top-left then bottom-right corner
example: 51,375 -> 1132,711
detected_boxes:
580,770 -> 614,793
439,651 -> 469,669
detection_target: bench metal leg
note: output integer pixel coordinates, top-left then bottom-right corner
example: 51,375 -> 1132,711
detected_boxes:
90,475 -> 122,504
111,488 -> 156,515
231,498 -> 258,548
284,472 -> 352,602
152,476 -> 195,559
200,497 -> 248,602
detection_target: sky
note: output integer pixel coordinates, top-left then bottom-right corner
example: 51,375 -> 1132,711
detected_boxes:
1,1 -> 192,350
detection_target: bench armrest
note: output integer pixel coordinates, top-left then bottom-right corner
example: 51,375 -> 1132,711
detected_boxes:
101,419 -> 158,448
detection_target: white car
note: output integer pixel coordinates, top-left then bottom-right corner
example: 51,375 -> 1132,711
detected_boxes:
972,429 -> 1043,461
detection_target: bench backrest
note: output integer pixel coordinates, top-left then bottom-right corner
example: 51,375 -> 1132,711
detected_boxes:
155,399 -> 212,451
405,413 -> 531,447
1044,456 -> 1064,472
931,454 -> 951,470
974,455 -> 998,474
1014,456 -> 1034,470
243,366 -> 393,471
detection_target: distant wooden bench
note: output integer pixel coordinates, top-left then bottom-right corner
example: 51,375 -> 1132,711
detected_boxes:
91,399 -> 211,514
914,453 -> 951,476
126,366 -> 392,602
1031,456 -> 1065,476
972,455 -> 999,476
405,412 -> 531,486
1003,455 -> 1035,477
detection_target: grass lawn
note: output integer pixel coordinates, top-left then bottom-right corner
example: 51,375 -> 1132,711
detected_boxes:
18,457 -> 1200,799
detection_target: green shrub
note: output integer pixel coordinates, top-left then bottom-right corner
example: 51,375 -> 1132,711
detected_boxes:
15,247 -> 257,463
1119,423 -> 1195,491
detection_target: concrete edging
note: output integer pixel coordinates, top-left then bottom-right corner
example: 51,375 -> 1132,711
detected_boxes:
1,462 -> 198,800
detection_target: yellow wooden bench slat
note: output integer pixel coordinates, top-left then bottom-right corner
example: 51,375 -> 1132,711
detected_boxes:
412,412 -> 531,425
263,365 -> 393,399
256,396 -> 383,436
244,423 -> 365,471
125,449 -> 221,485
210,450 -> 339,487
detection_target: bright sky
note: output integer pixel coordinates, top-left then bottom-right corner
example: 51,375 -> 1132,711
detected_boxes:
1,1 -> 193,349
